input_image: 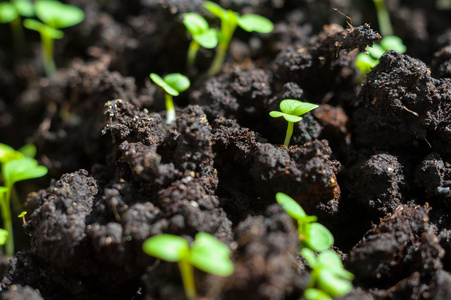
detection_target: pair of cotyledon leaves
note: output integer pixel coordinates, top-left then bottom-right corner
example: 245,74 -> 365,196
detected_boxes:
150,73 -> 191,97
270,100 -> 319,123
0,0 -> 34,23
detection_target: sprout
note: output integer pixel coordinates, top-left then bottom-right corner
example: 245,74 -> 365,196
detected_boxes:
0,228 -> 8,246
0,143 -> 48,256
269,99 -> 318,147
23,0 -> 84,77
301,248 -> 354,300
275,193 -> 333,252
150,73 -> 191,124
204,1 -> 273,75
183,13 -> 218,69
143,232 -> 234,299
0,0 -> 34,52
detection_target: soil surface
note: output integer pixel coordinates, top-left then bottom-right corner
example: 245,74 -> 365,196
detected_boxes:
1,0 -> 451,299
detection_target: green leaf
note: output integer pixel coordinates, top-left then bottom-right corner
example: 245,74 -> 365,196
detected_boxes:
13,0 -> 34,17
0,2 -> 18,23
204,1 -> 226,19
2,156 -> 48,186
300,248 -> 317,268
190,233 -> 234,276
0,229 -> 8,246
317,268 -> 353,297
366,44 -> 385,59
0,143 -> 17,162
164,73 -> 191,93
35,0 -> 84,29
18,144 -> 36,158
304,288 -> 333,300
142,234 -> 189,262
193,28 -> 218,49
355,52 -> 378,74
282,113 -> 303,123
150,73 -> 179,96
275,192 -> 306,220
183,13 -> 209,36
238,14 -> 273,33
304,223 -> 334,252
23,18 -> 64,39
269,111 -> 283,118
380,35 -> 406,53
280,99 -> 318,116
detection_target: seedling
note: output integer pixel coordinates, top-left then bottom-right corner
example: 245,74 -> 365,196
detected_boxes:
0,0 -> 34,52
23,0 -> 84,77
301,248 -> 354,300
142,232 -> 234,299
183,13 -> 218,69
203,1 -> 273,75
0,228 -> 7,247
150,73 -> 191,124
18,211 -> 27,225
355,0 -> 406,77
269,99 -> 318,147
275,192 -> 333,252
0,143 -> 48,256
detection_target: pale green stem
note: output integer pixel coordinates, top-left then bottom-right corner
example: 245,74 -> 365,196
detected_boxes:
165,93 -> 176,124
208,22 -> 237,76
187,40 -> 200,69
178,259 -> 196,299
284,121 -> 294,147
373,0 -> 393,36
41,33 -> 56,77
0,185 -> 14,256
10,17 -> 25,54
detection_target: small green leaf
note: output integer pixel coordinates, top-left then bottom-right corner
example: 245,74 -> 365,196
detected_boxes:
2,156 -> 48,186
355,52 -> 378,74
190,233 -> 234,276
282,114 -> 303,123
280,99 -> 318,116
380,35 -> 406,53
204,1 -> 226,19
0,2 -> 18,23
18,144 -> 37,158
193,28 -> 218,49
23,18 -> 64,39
366,44 -> 385,59
304,288 -> 333,300
275,192 -> 306,220
269,111 -> 283,118
300,248 -> 317,268
13,0 -> 34,17
164,73 -> 191,93
150,73 -> 179,96
142,234 -> 189,262
18,211 -> 27,218
317,268 -> 353,297
0,143 -> 17,162
35,0 -> 84,29
0,229 -> 8,246
304,223 -> 334,252
183,13 -> 209,36
238,14 -> 273,33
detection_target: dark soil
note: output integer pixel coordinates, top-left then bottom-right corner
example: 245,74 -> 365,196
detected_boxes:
1,0 -> 451,299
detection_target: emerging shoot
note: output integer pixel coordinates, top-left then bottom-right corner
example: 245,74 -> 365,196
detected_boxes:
269,99 -> 318,147
204,1 -> 273,75
0,0 -> 34,53
143,232 -> 234,299
23,0 -> 84,77
183,13 -> 218,69
150,73 -> 191,124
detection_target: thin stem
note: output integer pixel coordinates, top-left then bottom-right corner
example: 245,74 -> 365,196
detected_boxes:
373,0 -> 393,36
187,40 -> 200,69
178,259 -> 196,299
208,20 -> 237,76
10,17 -> 25,55
0,185 -> 14,256
165,93 -> 176,124
41,33 -> 56,77
284,121 -> 294,147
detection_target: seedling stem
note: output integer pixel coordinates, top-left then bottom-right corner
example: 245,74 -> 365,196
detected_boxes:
178,259 -> 196,299
373,0 -> 393,37
284,121 -> 294,147
165,93 -> 176,124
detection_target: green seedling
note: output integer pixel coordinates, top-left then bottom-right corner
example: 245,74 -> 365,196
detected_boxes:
269,99 -> 318,147
0,228 -> 8,247
301,248 -> 354,300
275,192 -> 333,252
143,232 -> 234,299
355,0 -> 406,77
18,211 -> 27,225
23,0 -> 84,77
0,0 -> 34,53
150,73 -> 191,124
0,143 -> 48,256
204,1 -> 273,75
183,13 -> 218,69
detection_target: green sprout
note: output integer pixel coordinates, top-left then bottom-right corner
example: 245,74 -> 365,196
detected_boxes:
142,232 -> 234,299
275,192 -> 333,252
355,0 -> 406,77
269,99 -> 318,147
0,0 -> 34,53
301,248 -> 354,300
23,0 -> 84,77
203,1 -> 274,75
183,13 -> 218,69
0,143 -> 48,256
150,73 -> 191,124
0,228 -> 8,247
